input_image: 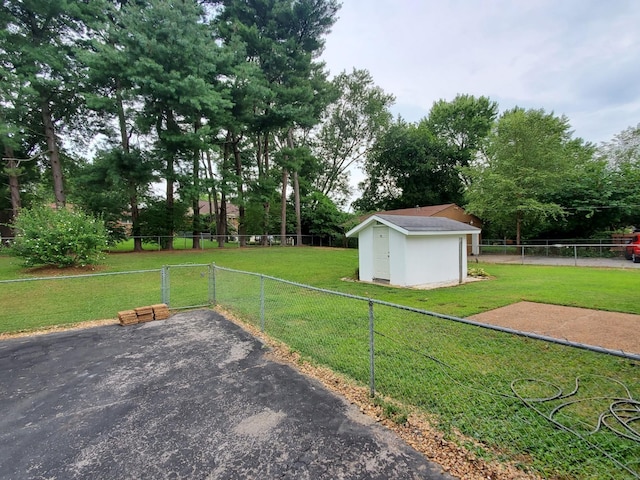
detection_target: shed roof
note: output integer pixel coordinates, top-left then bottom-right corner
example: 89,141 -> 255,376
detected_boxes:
346,214 -> 481,237
376,204 -> 454,217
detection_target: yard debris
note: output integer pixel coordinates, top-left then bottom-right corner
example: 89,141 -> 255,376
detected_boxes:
134,306 -> 154,323
152,304 -> 171,320
118,304 -> 171,326
118,310 -> 138,326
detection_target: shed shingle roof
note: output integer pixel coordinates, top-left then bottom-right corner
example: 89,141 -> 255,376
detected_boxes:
376,215 -> 479,232
346,214 -> 481,237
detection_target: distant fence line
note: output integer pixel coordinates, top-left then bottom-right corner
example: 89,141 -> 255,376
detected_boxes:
1,264 -> 638,479
1,234 -> 635,255
0,234 -> 354,250
481,238 -> 632,257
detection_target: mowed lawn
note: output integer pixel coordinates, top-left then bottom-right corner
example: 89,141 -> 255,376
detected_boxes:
0,245 -> 639,334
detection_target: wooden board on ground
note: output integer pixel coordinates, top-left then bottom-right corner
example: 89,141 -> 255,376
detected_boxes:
118,310 -> 138,326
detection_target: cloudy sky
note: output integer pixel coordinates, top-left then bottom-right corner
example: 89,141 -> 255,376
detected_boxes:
320,0 -> 640,145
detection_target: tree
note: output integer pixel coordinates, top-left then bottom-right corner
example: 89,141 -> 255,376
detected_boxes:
117,0 -> 231,249
216,0 -> 339,243
72,148 -> 157,244
81,0 -> 157,251
0,1 -> 96,208
425,94 -> 498,176
354,95 -> 497,213
465,108 -> 591,244
300,190 -> 349,244
354,119 -> 461,212
596,123 -> 640,229
313,68 -> 394,206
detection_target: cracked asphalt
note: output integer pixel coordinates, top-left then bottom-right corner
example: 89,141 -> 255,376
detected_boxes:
0,310 -> 454,479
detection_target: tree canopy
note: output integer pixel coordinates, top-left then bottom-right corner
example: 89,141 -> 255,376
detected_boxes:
464,108 -> 596,243
1,1 -> 638,246
354,95 -> 497,212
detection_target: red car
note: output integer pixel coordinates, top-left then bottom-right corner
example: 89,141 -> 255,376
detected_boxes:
625,234 -> 640,263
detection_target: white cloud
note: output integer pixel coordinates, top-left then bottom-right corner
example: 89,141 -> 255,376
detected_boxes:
322,0 -> 640,144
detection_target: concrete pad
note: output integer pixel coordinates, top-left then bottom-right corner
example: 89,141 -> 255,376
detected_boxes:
0,310 -> 453,479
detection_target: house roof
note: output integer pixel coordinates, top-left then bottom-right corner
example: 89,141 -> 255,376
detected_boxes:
376,204 -> 454,217
198,201 -> 239,217
357,203 -> 481,226
346,214 -> 481,238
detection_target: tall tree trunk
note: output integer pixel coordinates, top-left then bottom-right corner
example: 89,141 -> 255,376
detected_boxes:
280,168 -> 289,246
232,136 -> 246,247
217,138 -> 232,248
192,121 -> 202,250
204,150 -> 217,244
293,170 -> 302,247
41,97 -> 65,208
262,134 -> 271,243
219,192 -> 227,248
165,154 -> 175,250
287,130 -> 303,247
115,86 -> 143,252
516,210 -> 522,246
3,145 -> 22,224
163,110 -> 180,250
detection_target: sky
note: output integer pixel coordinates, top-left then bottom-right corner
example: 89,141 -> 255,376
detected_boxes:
320,0 -> 640,146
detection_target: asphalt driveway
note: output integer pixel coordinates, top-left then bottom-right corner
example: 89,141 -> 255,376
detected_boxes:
0,310 -> 453,479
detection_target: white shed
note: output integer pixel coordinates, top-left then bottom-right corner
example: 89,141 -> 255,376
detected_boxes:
346,214 -> 481,288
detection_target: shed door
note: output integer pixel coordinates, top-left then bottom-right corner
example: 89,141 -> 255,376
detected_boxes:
372,226 -> 390,280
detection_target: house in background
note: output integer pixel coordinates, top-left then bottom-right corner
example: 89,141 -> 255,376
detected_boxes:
346,214 -> 481,288
363,204 -> 482,255
197,201 -> 239,233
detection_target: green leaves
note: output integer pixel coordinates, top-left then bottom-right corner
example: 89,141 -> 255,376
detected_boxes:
465,108 -> 593,241
11,206 -> 108,267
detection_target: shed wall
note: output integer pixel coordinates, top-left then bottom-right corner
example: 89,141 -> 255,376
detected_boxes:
357,225 -> 374,282
402,235 -> 467,286
388,228 -> 406,285
353,221 -> 471,287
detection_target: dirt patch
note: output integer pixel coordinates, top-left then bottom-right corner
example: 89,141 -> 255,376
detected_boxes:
469,301 -> 640,354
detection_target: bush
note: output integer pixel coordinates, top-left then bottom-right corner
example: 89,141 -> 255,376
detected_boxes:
11,206 -> 108,267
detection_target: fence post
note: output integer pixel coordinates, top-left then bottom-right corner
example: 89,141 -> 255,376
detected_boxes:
574,245 -> 578,266
209,264 -> 216,305
369,299 -> 375,398
161,265 -> 170,306
260,275 -> 265,332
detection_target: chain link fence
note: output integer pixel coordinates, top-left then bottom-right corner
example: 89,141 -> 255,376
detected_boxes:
1,264 -> 638,478
480,239 -> 632,259
0,265 -> 213,331
213,266 -> 640,480
0,270 -> 162,332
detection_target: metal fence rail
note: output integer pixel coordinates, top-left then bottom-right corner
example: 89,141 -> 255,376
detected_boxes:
0,265 -> 213,331
480,242 -> 631,260
213,266 -> 640,480
0,269 -> 163,331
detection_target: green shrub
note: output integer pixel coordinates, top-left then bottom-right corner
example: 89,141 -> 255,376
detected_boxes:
467,267 -> 489,278
11,206 -> 108,267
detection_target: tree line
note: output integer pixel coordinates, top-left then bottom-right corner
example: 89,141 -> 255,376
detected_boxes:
1,0 -> 638,248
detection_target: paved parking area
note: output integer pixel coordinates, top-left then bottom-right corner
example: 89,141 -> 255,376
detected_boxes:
0,310 -> 453,479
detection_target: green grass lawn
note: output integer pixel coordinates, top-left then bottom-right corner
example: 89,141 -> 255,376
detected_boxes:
1,246 -> 638,478
1,245 -> 639,322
